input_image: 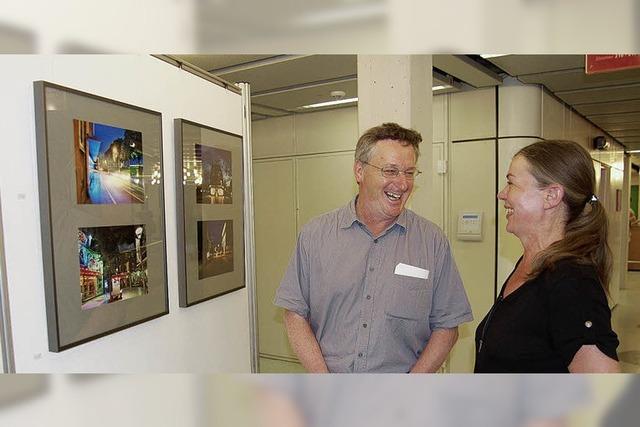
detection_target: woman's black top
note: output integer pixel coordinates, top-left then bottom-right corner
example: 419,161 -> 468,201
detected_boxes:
474,258 -> 619,373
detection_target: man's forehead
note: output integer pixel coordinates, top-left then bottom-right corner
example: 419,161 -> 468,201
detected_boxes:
375,138 -> 410,146
371,140 -> 416,160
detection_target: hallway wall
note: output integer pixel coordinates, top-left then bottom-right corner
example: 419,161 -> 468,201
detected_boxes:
253,81 -> 628,373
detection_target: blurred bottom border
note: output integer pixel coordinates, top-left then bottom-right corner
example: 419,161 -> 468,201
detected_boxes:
0,374 -> 637,427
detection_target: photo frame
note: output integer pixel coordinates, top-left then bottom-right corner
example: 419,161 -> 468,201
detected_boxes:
175,119 -> 245,307
34,81 -> 168,352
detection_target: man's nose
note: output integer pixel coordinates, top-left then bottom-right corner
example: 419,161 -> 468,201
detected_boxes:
394,173 -> 412,189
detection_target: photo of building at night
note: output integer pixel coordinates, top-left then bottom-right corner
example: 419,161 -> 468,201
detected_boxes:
197,220 -> 233,279
195,144 -> 232,204
74,119 -> 145,204
78,224 -> 148,310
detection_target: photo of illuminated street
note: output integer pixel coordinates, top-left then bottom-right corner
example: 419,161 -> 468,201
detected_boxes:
79,224 -> 148,310
195,144 -> 232,204
198,220 -> 233,279
73,119 -> 145,204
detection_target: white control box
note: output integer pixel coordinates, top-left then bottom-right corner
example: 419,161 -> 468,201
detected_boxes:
457,212 -> 483,241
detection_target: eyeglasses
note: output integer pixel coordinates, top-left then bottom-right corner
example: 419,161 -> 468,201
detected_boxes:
362,161 -> 422,179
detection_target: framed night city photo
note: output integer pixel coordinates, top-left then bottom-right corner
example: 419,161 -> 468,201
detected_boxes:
174,119 -> 245,307
34,81 -> 168,352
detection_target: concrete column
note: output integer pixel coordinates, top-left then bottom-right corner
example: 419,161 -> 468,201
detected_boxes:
357,55 -> 434,220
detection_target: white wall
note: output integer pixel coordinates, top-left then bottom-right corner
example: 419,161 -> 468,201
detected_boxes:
252,107 -> 359,371
0,55 -> 251,372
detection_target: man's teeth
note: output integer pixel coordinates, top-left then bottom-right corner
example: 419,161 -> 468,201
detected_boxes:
385,191 -> 401,201
505,207 -> 514,215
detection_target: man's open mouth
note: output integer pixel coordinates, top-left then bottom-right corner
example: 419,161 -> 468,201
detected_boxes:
385,191 -> 401,201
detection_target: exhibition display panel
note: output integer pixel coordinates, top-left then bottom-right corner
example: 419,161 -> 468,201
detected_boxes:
175,119 -> 245,307
34,81 -> 169,352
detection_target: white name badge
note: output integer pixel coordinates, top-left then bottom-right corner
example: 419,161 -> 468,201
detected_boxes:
394,263 -> 429,280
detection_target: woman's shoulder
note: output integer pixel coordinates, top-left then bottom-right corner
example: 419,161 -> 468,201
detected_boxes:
540,258 -> 605,299
546,258 -> 597,279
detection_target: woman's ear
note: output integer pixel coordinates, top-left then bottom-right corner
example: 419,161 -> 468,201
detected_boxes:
543,184 -> 564,209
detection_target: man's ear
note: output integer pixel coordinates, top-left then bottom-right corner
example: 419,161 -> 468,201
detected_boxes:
543,184 -> 564,209
354,160 -> 364,184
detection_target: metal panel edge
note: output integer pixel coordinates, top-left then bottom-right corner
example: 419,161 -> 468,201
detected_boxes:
240,83 -> 259,373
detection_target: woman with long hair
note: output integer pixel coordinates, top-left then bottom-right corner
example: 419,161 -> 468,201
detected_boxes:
475,140 -> 619,373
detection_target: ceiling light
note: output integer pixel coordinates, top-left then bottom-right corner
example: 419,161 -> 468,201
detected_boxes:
480,54 -> 508,59
432,85 -> 451,91
299,97 -> 358,109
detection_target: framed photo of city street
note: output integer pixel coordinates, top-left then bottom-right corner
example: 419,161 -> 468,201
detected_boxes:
34,81 -> 168,352
175,119 -> 245,307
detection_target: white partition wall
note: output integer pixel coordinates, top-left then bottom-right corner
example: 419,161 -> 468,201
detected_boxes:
447,139 -> 496,372
252,107 -> 359,372
0,55 -> 251,372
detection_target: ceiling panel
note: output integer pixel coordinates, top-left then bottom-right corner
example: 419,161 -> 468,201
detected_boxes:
555,84 -> 640,105
217,54 -> 356,93
574,99 -> 640,116
487,54 -> 584,76
599,122 -> 640,132
616,136 -> 640,144
172,54 -> 640,148
175,55 -> 275,72
254,80 -> 357,111
520,67 -> 640,92
609,129 -> 640,138
433,55 -> 502,88
587,112 -> 640,125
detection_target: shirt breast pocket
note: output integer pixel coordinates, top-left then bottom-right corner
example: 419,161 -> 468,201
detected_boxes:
385,277 -> 431,321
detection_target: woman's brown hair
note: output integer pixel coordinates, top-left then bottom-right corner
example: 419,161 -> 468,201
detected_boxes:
516,140 -> 612,290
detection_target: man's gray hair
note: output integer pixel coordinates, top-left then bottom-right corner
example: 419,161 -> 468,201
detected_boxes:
355,122 -> 422,162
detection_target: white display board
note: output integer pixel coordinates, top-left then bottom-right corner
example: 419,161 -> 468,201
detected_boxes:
0,55 -> 251,372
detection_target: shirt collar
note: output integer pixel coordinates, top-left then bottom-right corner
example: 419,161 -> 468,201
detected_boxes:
338,197 -> 360,229
339,196 -> 407,231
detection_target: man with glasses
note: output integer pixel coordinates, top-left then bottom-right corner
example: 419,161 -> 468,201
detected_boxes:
274,122 -> 472,373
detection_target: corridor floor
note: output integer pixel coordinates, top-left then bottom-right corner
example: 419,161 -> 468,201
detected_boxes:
612,271 -> 640,373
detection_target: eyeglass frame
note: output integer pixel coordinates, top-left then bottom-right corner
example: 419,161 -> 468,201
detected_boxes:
361,161 -> 422,179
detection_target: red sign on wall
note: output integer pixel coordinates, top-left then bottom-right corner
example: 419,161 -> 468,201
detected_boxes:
586,54 -> 640,74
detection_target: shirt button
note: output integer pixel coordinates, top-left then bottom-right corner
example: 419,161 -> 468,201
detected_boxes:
369,267 -> 374,272
585,320 -> 593,328
366,295 -> 372,300
363,323 -> 367,328
358,352 -> 363,358
373,239 -> 378,243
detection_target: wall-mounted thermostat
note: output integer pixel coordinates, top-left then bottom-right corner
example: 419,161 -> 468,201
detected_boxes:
457,212 -> 483,241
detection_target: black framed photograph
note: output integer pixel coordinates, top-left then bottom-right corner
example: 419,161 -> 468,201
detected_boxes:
34,81 -> 168,352
175,119 -> 245,307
